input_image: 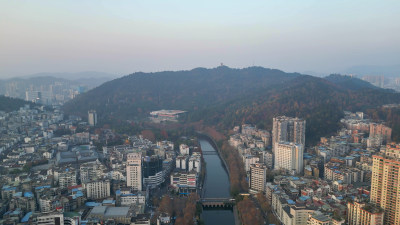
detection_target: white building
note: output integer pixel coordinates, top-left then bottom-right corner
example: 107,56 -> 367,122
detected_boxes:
176,155 -> 188,170
179,144 -> 190,155
243,155 -> 260,173
188,154 -> 201,173
249,163 -> 267,193
84,179 -> 111,199
58,170 -> 77,189
36,213 -> 64,225
118,191 -> 146,206
274,142 -> 304,174
88,110 -> 97,126
126,152 -> 142,191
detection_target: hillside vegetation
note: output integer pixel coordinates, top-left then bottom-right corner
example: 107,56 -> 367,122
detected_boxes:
62,67 -> 400,145
0,95 -> 35,112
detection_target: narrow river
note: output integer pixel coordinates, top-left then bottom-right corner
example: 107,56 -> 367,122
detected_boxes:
199,139 -> 235,225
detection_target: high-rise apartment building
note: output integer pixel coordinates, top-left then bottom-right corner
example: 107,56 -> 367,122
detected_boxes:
347,198 -> 384,225
126,153 -> 142,191
249,163 -> 267,193
272,116 -> 306,152
274,142 -> 304,174
88,110 -> 97,126
371,151 -> 400,224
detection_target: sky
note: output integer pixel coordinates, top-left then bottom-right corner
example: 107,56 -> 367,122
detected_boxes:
1,0 -> 399,78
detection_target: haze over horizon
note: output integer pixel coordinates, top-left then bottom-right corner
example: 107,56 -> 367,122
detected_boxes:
1,0 -> 399,78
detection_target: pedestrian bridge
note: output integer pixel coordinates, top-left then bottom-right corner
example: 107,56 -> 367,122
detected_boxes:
200,198 -> 235,208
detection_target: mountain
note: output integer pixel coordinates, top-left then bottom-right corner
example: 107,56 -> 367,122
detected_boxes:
22,71 -> 118,81
62,66 -> 301,119
62,66 -> 400,145
0,95 -> 35,112
324,74 -> 382,90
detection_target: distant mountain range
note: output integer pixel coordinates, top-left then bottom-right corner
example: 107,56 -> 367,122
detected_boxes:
0,72 -> 119,104
344,64 -> 400,77
18,71 -> 118,87
62,66 -> 400,144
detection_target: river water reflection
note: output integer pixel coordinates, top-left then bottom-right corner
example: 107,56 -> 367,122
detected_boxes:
199,139 -> 235,225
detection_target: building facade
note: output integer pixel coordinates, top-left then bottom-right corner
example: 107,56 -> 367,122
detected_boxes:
88,110 -> 97,126
126,153 -> 143,191
272,116 -> 306,152
84,179 -> 111,199
249,163 -> 267,193
371,154 -> 400,224
347,199 -> 384,225
274,142 -> 304,174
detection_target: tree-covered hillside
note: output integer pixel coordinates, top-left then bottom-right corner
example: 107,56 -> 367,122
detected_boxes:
0,95 -> 35,112
62,66 -> 400,145
62,66 -> 300,119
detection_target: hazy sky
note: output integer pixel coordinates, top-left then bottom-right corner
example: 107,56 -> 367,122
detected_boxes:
1,0 -> 399,78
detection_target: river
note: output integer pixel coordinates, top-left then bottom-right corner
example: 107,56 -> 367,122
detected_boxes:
199,139 -> 236,225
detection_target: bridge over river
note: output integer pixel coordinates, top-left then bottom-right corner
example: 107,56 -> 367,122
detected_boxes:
200,198 -> 236,208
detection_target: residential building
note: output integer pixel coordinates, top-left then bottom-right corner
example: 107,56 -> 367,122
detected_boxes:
272,116 -> 306,152
88,110 -> 97,126
347,198 -> 384,225
126,152 -> 143,191
249,163 -> 267,193
274,142 -> 304,174
84,179 -> 111,199
371,153 -> 400,224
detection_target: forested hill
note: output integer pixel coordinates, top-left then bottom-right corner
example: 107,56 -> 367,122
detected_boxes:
325,74 -> 383,90
62,66 -> 301,119
198,75 -> 400,144
62,66 -> 400,145
0,95 -> 35,112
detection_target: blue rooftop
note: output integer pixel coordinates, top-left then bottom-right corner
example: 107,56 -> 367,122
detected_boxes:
24,192 -> 33,198
21,212 -> 33,223
72,191 -> 84,199
102,200 -> 115,204
2,186 -> 16,191
85,202 -> 101,207
287,199 -> 295,205
35,185 -> 51,190
121,193 -> 138,197
299,196 -> 310,201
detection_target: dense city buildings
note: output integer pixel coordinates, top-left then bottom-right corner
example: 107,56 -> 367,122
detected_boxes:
227,111 -> 397,225
1,99 -> 399,225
